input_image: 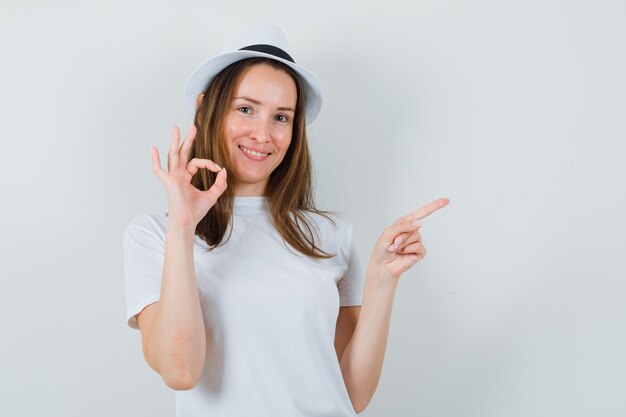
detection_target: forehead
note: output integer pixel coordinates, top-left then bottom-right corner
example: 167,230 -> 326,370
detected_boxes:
233,63 -> 297,105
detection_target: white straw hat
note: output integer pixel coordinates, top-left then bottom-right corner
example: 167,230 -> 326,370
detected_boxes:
184,24 -> 322,124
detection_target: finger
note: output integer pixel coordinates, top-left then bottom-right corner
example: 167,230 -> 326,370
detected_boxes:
392,215 -> 408,226
395,241 -> 427,259
179,124 -> 197,166
387,235 -> 404,252
202,167 -> 228,205
168,125 -> 181,171
388,228 -> 422,252
401,230 -> 422,247
186,158 -> 222,177
383,220 -> 423,251
388,197 -> 448,248
392,228 -> 421,247
151,146 -> 167,182
407,197 -> 450,221
392,198 -> 449,226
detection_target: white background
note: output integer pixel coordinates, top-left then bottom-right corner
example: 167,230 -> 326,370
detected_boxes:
1,0 -> 625,416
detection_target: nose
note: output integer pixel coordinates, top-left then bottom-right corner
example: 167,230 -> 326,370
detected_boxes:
249,116 -> 271,143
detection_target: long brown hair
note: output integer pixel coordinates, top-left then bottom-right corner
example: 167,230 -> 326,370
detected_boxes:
189,57 -> 337,259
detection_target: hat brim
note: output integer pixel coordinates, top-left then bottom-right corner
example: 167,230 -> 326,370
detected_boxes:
184,50 -> 322,124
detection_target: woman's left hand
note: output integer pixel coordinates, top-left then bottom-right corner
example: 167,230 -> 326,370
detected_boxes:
369,198 -> 450,280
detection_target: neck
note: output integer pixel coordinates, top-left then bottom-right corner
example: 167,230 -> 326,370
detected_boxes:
233,183 -> 269,197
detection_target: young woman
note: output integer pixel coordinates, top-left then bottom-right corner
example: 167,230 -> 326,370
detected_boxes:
123,24 -> 449,416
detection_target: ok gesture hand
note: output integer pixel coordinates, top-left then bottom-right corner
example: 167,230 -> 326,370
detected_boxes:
369,198 -> 450,280
151,125 -> 228,229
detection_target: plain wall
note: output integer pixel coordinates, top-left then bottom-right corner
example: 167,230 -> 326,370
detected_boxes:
1,0 -> 625,416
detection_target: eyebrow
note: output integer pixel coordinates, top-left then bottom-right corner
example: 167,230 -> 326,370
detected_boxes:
233,96 -> 295,112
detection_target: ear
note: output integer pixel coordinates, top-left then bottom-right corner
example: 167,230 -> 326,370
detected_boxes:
195,94 -> 204,110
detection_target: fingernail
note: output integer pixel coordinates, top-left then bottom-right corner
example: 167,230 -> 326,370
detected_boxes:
223,167 -> 227,177
412,220 -> 422,227
388,244 -> 397,252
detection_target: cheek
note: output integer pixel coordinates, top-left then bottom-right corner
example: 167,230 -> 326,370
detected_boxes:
224,116 -> 248,138
273,128 -> 293,151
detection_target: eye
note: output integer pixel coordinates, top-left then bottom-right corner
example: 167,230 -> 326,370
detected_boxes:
275,114 -> 288,123
238,106 -> 252,114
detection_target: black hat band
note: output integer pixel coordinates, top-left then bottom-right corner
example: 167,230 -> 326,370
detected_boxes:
238,44 -> 295,63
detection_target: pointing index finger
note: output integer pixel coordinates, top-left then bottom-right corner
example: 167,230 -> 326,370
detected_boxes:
410,197 -> 450,221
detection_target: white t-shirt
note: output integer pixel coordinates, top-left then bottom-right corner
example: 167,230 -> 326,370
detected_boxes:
123,196 -> 365,417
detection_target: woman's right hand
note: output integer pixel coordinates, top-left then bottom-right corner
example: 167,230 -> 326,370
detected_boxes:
151,124 -> 227,229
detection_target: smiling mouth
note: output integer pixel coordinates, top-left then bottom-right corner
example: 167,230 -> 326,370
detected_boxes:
238,145 -> 271,158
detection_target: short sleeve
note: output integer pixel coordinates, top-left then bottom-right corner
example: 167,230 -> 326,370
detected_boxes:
123,213 -> 166,330
337,221 -> 365,306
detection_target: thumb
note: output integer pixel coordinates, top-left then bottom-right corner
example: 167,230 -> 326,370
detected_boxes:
380,218 -> 422,251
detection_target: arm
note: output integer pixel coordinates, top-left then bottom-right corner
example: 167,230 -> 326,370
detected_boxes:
138,224 -> 206,390
338,264 -> 397,413
136,124 -> 227,390
339,197 -> 450,412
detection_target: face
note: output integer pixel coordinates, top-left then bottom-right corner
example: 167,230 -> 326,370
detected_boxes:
222,63 -> 297,196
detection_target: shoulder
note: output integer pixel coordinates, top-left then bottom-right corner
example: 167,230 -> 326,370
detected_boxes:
299,209 -> 356,253
123,211 -> 169,244
299,209 -> 352,232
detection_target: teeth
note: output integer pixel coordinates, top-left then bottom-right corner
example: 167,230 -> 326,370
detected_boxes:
240,146 -> 269,157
